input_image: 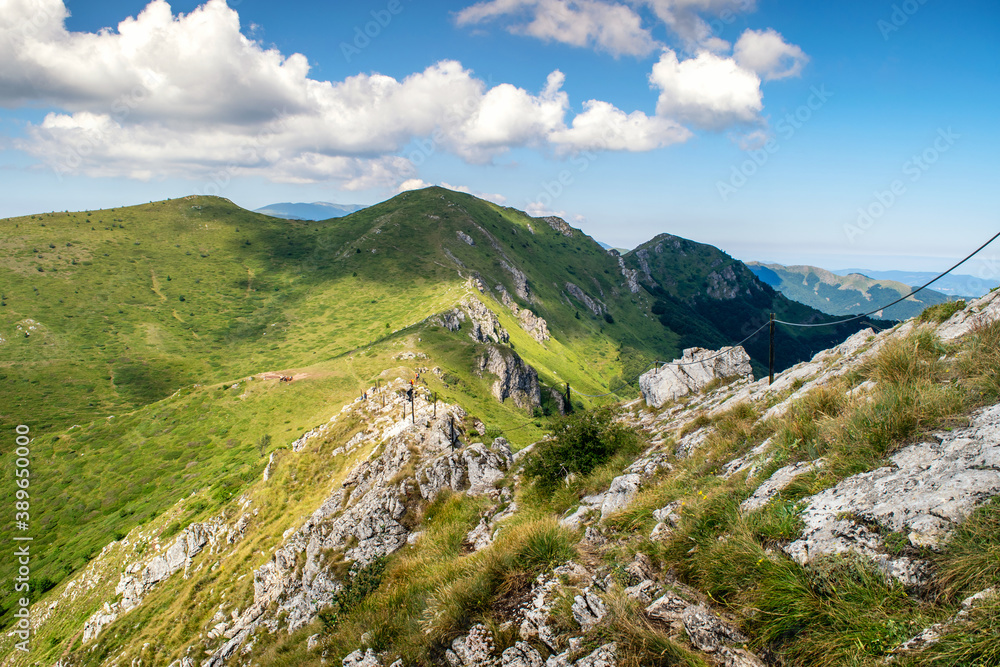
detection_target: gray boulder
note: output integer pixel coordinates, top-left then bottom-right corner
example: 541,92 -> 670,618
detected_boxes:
639,347 -> 753,408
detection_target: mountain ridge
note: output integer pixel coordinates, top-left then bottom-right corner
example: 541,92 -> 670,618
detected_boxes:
747,260 -> 954,321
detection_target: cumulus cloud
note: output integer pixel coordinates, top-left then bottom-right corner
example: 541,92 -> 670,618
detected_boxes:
3,0 -> 707,186
649,48 -> 762,129
550,99 -> 691,151
639,0 -> 757,51
734,28 -> 808,80
1,0 -> 795,189
455,0 -> 659,57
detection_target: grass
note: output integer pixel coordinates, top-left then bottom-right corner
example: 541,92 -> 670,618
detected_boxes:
602,322 -> 1000,666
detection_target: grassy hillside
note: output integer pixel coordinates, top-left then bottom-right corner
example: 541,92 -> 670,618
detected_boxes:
0,188 -> 876,637
625,235 -> 882,375
0,187 -> 673,630
748,261 -> 952,321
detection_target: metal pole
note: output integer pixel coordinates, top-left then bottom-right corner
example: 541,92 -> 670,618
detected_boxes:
411,392 -> 415,424
433,391 -> 437,417
768,313 -> 775,385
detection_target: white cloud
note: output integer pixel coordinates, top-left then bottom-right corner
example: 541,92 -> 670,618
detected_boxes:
550,99 -> 691,151
455,0 -> 659,57
525,201 -> 569,217
638,0 -> 757,51
649,48 -> 762,129
734,28 -> 808,80
1,0 -> 798,189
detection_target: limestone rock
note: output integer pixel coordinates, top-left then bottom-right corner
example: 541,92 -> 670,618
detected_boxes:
639,347 -> 753,408
542,215 -> 574,236
501,642 -> 545,667
682,605 -> 748,652
740,460 -> 821,512
477,346 -> 542,409
463,298 -> 509,344
565,282 -> 606,316
574,642 -> 617,667
571,588 -> 607,631
447,623 -> 499,666
718,646 -> 768,667
785,403 -> 1000,587
935,289 -> 1000,341
343,648 -> 382,667
457,230 -> 475,246
600,474 -> 642,520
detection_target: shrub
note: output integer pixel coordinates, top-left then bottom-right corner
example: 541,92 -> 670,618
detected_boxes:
318,556 -> 387,630
918,300 -> 966,323
522,407 -> 641,491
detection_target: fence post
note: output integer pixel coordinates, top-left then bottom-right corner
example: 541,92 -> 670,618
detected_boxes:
769,313 -> 776,385
565,382 -> 572,413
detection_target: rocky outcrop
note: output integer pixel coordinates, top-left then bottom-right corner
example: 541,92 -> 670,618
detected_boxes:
565,282 -> 606,317
500,259 -> 531,300
204,384 -> 513,664
477,345 -> 542,409
740,460 -> 822,512
936,289 -> 1000,341
785,402 -> 1000,587
463,298 -> 509,344
705,265 -> 741,300
496,285 -> 550,343
616,256 -> 640,294
435,298 -> 509,344
639,346 -> 753,408
456,230 -> 476,246
542,215 -> 574,237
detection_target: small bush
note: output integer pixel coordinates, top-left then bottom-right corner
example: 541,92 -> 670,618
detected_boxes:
522,407 -> 642,491
918,300 -> 966,323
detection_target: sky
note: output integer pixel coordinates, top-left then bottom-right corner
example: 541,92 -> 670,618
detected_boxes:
1,0 -> 998,276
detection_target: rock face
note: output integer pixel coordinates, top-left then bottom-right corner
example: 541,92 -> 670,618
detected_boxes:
478,345 -> 542,409
616,255 -> 640,294
740,460 -> 821,512
463,298 -> 510,344
542,215 -> 574,237
435,298 -> 509,344
456,230 -> 475,246
639,346 -> 753,408
785,402 -> 1000,586
203,384 -> 513,665
565,282 -> 606,317
496,285 -> 550,342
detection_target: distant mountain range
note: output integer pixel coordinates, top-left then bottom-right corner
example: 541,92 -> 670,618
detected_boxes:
836,268 -> 997,298
253,201 -> 366,220
747,262 -> 958,321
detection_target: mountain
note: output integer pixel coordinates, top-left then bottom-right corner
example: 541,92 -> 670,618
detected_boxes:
3,220 -> 998,666
0,187 -> 886,664
253,201 -> 366,220
623,236 -> 882,376
836,267 -> 997,298
747,262 -> 955,321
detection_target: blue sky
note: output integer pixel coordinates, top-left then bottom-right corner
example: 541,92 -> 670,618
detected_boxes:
1,0 -> 998,276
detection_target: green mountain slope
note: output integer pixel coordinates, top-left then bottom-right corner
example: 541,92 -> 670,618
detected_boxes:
747,261 -> 953,321
625,235 -> 882,375
0,188 -> 877,635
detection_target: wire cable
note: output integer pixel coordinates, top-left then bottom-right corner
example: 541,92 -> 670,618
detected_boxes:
775,230 -> 1000,328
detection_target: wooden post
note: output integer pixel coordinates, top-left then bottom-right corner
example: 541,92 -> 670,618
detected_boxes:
768,313 -> 776,385
433,391 -> 437,417
565,383 -> 572,413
